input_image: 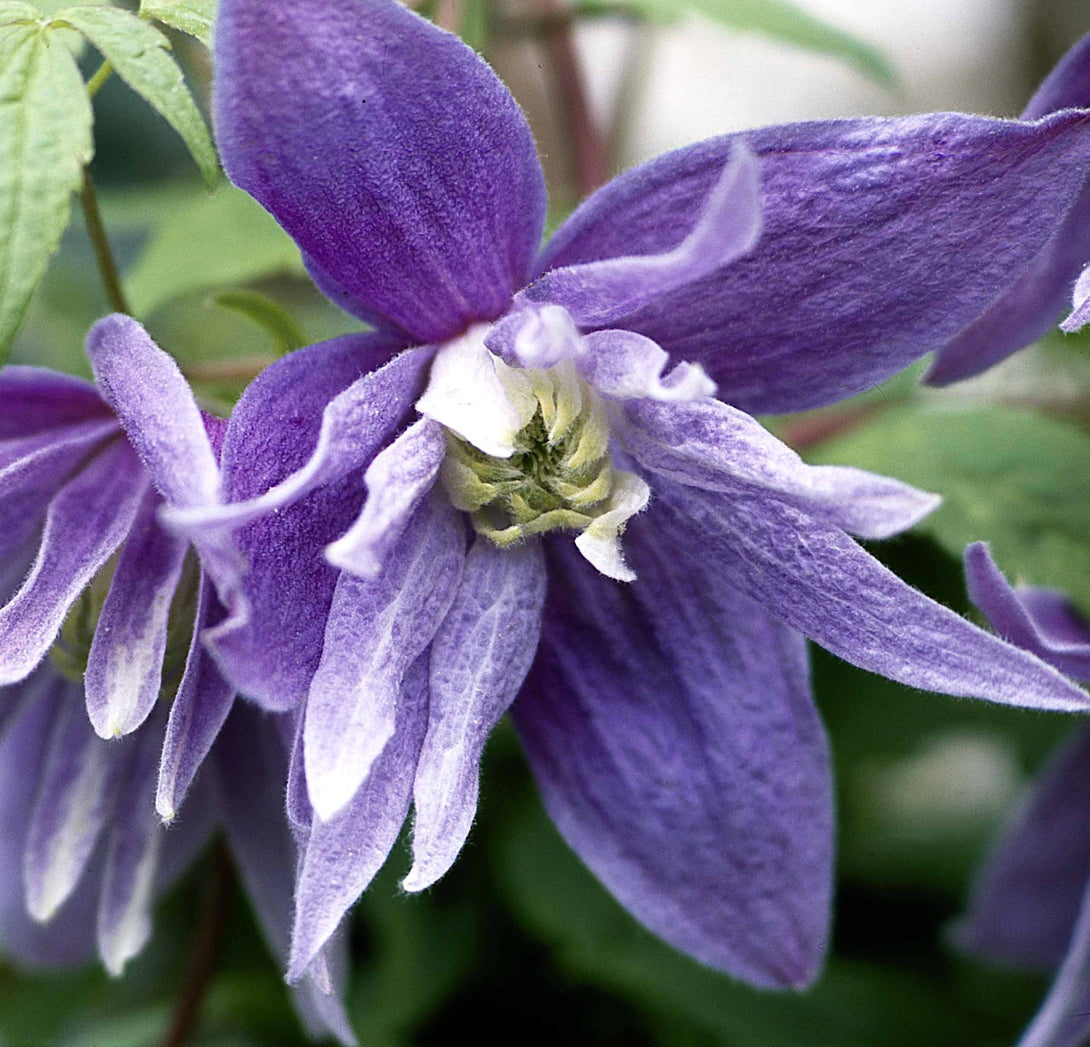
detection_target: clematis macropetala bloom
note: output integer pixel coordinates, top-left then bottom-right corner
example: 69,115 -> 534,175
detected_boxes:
955,544 -> 1090,1047
100,0 -> 1090,994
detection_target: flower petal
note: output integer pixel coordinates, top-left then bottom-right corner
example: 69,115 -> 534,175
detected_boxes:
0,366 -> 112,438
304,491 -> 464,821
927,34 -> 1090,383
85,490 -> 188,739
193,336 -> 421,711
1060,262 -> 1090,333
86,315 -> 219,509
404,539 -> 546,892
156,576 -> 236,822
620,398 -> 938,540
513,526 -> 831,987
580,330 -> 716,402
655,480 -> 1090,711
96,709 -> 165,976
539,110 -> 1090,415
0,440 -> 147,686
955,723 -> 1090,970
215,0 -> 546,342
291,654 -> 429,982
524,144 -> 760,327
965,543 -> 1090,680
24,685 -> 127,922
326,418 -> 447,579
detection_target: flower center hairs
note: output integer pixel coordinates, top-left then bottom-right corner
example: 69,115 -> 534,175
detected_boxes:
416,323 -> 649,581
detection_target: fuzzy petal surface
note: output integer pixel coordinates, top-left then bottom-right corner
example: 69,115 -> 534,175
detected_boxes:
620,398 -> 938,539
215,0 -> 545,342
199,336 -> 419,710
304,492 -> 464,821
513,525 -> 831,987
0,366 -> 112,438
291,655 -> 429,981
539,111 -> 1090,415
654,480 -> 1090,711
404,539 -> 546,892
0,441 -> 146,686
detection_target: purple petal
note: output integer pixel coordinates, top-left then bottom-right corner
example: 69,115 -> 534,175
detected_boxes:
956,723 -> 1090,970
86,315 -> 219,509
156,576 -> 236,822
539,111 -> 1090,415
619,398 -> 938,540
194,336 -> 420,711
96,709 -> 165,976
85,490 -> 188,738
513,527 -> 831,987
926,34 -> 1090,384
0,676 -> 98,969
656,480 -> 1090,711
523,144 -> 760,328
326,418 -> 446,578
579,330 -> 715,402
965,543 -> 1090,680
24,684 -> 127,923
0,366 -> 112,438
304,491 -> 464,821
291,655 -> 429,981
0,441 -> 147,686
0,417 -> 119,558
404,539 -> 546,893
215,0 -> 545,342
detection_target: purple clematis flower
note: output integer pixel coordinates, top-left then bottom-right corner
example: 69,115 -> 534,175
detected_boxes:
134,0 -> 1090,993
956,543 -> 1090,1047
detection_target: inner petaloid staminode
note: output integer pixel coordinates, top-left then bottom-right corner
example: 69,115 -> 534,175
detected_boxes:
416,326 -> 650,581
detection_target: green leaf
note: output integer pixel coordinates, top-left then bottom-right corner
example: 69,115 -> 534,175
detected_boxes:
212,289 -> 306,355
140,0 -> 215,48
809,406 -> 1090,617
53,4 -> 219,185
0,2 -> 42,24
124,183 -> 307,317
577,0 -> 894,88
0,18 -> 92,358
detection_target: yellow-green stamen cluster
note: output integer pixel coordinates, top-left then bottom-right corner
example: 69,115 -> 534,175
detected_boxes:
439,361 -> 622,546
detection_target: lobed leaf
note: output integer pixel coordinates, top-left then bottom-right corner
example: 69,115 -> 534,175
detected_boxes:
53,3 -> 218,185
577,0 -> 895,87
0,2 -> 41,23
0,18 -> 93,360
139,0 -> 215,48
810,407 -> 1090,617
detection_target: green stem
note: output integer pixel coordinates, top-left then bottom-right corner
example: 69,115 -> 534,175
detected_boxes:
80,170 -> 131,315
85,59 -> 113,98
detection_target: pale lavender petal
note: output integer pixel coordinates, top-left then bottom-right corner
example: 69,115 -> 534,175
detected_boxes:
291,655 -> 429,981
0,677 -> 98,968
1061,263 -> 1090,333
326,418 -> 447,578
0,441 -> 147,686
620,398 -> 938,540
484,305 -> 584,370
538,111 -> 1090,414
965,543 -> 1090,680
0,366 -> 112,438
927,34 -> 1090,383
513,525 -> 831,987
85,490 -> 187,739
525,144 -> 760,327
656,480 -> 1090,711
1019,874 -> 1090,1047
215,0 -> 545,342
304,492 -> 464,821
24,684 -> 128,923
86,315 -> 219,509
0,417 -> 119,557
156,576 -> 236,822
199,336 -> 419,711
97,708 -> 165,976
956,724 -> 1090,969
404,539 -> 546,892
580,330 -> 715,402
